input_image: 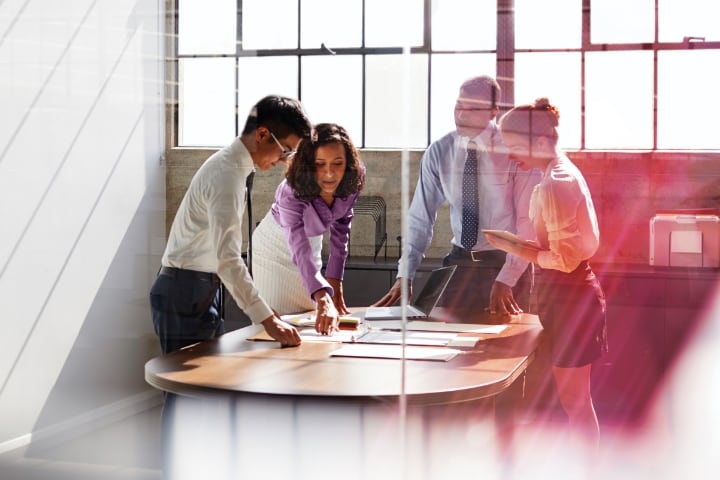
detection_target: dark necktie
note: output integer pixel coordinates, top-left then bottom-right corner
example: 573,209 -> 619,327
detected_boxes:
461,141 -> 479,250
246,171 -> 255,277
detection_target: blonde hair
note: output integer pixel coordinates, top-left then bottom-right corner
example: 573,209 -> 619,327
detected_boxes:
500,98 -> 560,145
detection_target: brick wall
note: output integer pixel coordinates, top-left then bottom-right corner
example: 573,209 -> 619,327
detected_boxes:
165,148 -> 720,265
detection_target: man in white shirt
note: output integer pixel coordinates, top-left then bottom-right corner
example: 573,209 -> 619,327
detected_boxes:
150,95 -> 312,353
373,76 -> 541,315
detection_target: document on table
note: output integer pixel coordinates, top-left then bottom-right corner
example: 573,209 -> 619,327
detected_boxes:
330,344 -> 461,362
279,313 -> 315,328
297,329 -> 464,347
356,330 -> 456,347
366,320 -> 507,334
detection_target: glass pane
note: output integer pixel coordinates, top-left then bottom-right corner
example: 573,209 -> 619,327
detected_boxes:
366,0 -> 424,48
242,0 -> 298,49
300,56 -> 363,143
658,50 -> 720,149
300,0 -> 362,49
514,52 -> 582,150
431,0 -> 496,51
590,0 -> 654,44
515,0 -> 581,49
237,56 -> 300,131
659,0 -> 720,42
365,54 -> 428,148
179,58 -> 236,146
430,54 -> 496,141
585,51 -> 654,149
178,0 -> 236,55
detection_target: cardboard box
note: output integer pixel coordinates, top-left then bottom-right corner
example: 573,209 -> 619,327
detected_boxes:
649,211 -> 720,267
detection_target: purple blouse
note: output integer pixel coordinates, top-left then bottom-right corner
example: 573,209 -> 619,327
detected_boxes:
271,179 -> 360,299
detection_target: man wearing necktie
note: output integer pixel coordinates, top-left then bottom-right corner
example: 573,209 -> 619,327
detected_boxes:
373,75 -> 542,315
150,95 -> 311,353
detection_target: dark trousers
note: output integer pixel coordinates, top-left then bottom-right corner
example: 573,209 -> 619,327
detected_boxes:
149,266 -> 224,480
438,246 -> 534,312
149,266 -> 224,354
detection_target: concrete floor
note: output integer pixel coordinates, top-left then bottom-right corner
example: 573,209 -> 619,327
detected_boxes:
0,406 -> 162,480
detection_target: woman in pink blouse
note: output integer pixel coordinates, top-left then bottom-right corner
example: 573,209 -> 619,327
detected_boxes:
252,123 -> 365,335
484,99 -> 607,444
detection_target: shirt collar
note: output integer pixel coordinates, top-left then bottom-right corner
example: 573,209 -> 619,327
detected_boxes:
458,121 -> 498,150
228,136 -> 257,172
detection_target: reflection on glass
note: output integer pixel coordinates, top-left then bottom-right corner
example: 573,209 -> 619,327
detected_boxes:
301,0 -> 362,49
179,58 -> 236,147
430,54 -> 495,141
365,55 -> 428,148
590,0 -> 654,44
243,0 -> 298,50
585,51 -> 653,149
515,0 -> 581,49
514,52 -> 582,149
658,50 -> 720,149
659,0 -> 720,42
431,0 -> 495,51
178,0 -> 236,55
237,56 -> 299,126
366,0 -> 424,48
301,56 -> 362,143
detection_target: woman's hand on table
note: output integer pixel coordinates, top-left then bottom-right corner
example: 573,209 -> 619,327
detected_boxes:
327,277 -> 351,315
314,290 -> 340,335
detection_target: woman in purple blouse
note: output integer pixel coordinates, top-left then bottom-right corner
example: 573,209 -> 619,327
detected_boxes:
252,123 -> 365,334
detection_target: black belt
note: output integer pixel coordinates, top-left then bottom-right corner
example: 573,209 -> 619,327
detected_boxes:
450,245 -> 506,263
159,266 -> 220,283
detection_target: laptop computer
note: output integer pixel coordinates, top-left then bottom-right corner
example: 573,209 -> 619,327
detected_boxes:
364,265 -> 457,320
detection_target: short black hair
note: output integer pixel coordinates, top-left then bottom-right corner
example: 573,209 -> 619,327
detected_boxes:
241,95 -> 312,139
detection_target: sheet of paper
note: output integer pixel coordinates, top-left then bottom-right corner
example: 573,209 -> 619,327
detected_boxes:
298,329 -> 363,343
280,313 -> 315,328
366,320 -> 507,334
357,330 -> 456,346
331,344 -> 461,362
448,337 -> 479,348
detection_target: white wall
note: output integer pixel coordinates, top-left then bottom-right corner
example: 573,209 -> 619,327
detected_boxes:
0,0 -> 165,449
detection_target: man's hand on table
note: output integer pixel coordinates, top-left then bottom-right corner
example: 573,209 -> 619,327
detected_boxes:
487,281 -> 523,316
372,278 -> 413,307
262,315 -> 302,347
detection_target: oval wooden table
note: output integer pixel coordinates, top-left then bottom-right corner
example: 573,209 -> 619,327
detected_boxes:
145,311 -> 542,480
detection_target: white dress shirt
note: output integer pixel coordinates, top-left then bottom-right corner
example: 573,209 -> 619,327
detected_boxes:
162,137 -> 273,324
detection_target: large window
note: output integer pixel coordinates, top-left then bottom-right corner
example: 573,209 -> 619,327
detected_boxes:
171,0 -> 720,150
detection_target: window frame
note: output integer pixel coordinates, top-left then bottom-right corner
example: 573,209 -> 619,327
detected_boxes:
167,0 -> 720,151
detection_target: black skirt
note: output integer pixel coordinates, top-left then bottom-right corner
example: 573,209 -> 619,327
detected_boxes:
536,260 -> 608,368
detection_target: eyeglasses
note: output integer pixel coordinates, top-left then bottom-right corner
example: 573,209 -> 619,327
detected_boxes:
270,132 -> 296,159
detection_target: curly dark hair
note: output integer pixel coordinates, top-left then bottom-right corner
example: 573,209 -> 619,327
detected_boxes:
286,123 -> 365,202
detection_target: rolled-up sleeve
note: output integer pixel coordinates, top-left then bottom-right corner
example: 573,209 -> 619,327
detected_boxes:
276,188 -> 334,299
536,170 -> 599,273
325,192 -> 357,281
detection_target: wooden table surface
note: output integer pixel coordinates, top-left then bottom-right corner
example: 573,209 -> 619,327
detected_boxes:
145,311 -> 542,406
